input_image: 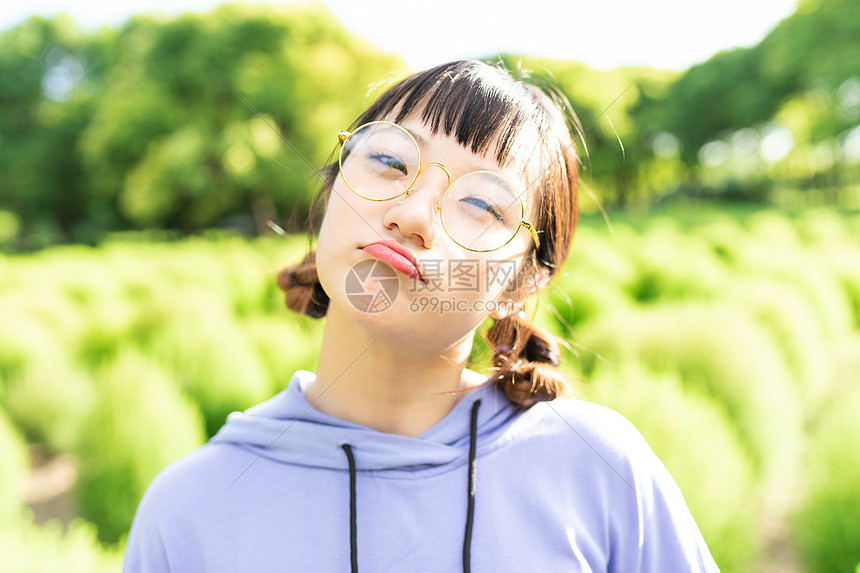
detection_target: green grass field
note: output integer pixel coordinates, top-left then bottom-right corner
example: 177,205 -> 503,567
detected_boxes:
1,206 -> 859,572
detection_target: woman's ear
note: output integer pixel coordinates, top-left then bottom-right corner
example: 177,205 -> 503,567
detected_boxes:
490,265 -> 551,320
526,265 -> 552,296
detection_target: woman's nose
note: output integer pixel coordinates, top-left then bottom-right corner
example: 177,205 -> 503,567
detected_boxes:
382,165 -> 450,249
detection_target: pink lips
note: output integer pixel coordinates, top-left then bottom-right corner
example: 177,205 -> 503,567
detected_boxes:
361,241 -> 423,282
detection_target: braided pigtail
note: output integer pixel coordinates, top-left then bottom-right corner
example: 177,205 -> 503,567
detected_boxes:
276,251 -> 329,319
486,312 -> 568,408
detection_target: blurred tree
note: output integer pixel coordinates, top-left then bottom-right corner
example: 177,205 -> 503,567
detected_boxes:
634,0 -> 860,202
498,55 -> 677,208
77,2 -> 405,235
0,3 -> 404,248
2,0 -> 858,247
644,0 -> 860,160
0,16 -> 107,247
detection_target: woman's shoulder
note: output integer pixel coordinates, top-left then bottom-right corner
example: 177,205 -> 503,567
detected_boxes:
134,440 -> 257,515
520,395 -> 650,449
124,440 -> 292,571
502,394 -> 658,478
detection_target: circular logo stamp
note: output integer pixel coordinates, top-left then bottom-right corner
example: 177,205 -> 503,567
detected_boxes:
344,259 -> 399,313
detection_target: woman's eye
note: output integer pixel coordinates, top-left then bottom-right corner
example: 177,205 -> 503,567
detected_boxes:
460,196 -> 504,222
368,153 -> 408,176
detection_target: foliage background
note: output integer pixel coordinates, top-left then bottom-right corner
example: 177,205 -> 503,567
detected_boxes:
1,0 -> 859,571
1,0 -> 859,250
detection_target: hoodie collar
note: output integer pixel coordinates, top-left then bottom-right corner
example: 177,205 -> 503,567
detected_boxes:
211,370 -> 517,472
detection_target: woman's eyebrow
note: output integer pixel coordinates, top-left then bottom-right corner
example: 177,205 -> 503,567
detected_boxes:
402,126 -> 428,148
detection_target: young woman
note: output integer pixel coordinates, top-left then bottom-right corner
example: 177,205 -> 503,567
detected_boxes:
124,60 -> 719,572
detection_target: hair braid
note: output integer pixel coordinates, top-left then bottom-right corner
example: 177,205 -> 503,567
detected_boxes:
276,250 -> 329,319
485,312 -> 567,408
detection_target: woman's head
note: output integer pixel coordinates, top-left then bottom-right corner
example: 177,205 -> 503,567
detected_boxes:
278,59 -> 582,406
324,60 -> 580,283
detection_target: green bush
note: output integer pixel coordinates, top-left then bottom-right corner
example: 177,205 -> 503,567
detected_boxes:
791,382 -> 860,573
578,303 -> 801,482
734,239 -> 853,344
747,211 -> 804,249
75,295 -> 140,367
590,362 -> 760,573
142,290 -> 270,436
247,235 -> 316,315
75,349 -> 205,542
696,216 -> 745,264
155,242 -> 239,301
241,315 -> 322,396
35,247 -> 123,309
0,512 -> 124,572
0,407 -> 29,524
0,303 -> 65,384
4,353 -> 96,453
544,267 -> 633,332
212,241 -> 279,317
796,208 -> 855,247
98,234 -> 306,317
623,222 -> 729,303
2,286 -> 87,346
566,225 -> 637,288
819,245 -> 860,329
725,276 -> 832,400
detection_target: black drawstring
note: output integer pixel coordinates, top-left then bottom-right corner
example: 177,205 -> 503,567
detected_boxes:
341,398 -> 482,573
463,399 -> 481,573
341,444 -> 359,573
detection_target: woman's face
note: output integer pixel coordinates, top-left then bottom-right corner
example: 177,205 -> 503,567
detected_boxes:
315,113 -> 540,350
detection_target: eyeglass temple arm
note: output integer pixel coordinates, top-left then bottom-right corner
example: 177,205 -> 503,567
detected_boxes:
521,220 -> 541,250
338,130 -> 351,143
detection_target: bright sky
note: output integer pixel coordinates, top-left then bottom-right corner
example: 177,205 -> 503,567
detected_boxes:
1,0 -> 799,71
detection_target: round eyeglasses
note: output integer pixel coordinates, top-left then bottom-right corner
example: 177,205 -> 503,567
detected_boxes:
336,121 -> 540,253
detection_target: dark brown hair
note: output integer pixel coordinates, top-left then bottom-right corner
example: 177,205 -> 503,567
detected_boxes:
278,59 -> 581,408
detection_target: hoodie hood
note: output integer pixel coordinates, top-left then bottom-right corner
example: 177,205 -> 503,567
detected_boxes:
211,370 -> 519,472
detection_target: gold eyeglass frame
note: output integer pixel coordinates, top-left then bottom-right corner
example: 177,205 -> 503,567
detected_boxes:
336,121 -> 541,253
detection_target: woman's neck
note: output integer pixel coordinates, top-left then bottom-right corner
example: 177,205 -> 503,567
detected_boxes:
306,306 -> 483,437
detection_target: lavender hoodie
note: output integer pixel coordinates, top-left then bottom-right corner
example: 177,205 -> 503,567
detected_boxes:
123,370 -> 719,572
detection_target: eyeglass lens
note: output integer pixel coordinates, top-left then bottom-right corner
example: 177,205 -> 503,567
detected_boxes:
340,123 -> 524,252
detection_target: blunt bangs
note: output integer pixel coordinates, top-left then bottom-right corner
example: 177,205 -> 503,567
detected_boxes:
354,61 -> 546,166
